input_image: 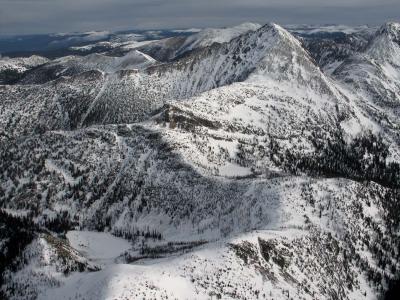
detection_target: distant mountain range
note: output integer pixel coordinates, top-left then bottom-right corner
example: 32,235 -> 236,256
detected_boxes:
0,24 -> 376,57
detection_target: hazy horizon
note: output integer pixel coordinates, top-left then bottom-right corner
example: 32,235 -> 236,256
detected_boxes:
0,23 -> 383,38
1,0 -> 399,35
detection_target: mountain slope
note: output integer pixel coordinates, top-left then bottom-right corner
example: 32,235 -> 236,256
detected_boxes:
0,55 -> 49,84
334,23 -> 400,115
333,22 -> 400,154
302,33 -> 370,74
1,22 -> 400,300
132,22 -> 261,62
19,50 -> 156,84
2,23 -> 351,137
1,122 -> 398,299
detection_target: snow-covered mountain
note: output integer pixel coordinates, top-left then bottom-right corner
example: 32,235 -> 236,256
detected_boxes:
332,22 -> 400,155
3,23 -> 346,135
0,55 -> 49,84
1,22 -> 400,300
173,22 -> 261,57
69,22 -> 261,62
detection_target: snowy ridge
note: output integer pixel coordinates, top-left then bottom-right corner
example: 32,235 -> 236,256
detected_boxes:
0,55 -> 49,84
1,234 -> 99,300
40,49 -> 156,75
366,22 -> 400,63
176,22 -> 261,56
333,22 -> 400,152
0,55 -> 49,71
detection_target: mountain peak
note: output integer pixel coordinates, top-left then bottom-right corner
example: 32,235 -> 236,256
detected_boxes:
246,22 -> 330,91
258,22 -> 279,31
378,22 -> 400,38
256,22 -> 302,48
365,22 -> 400,62
257,22 -> 286,36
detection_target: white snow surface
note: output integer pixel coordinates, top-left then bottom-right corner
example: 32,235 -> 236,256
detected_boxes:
66,231 -> 131,263
0,55 -> 49,72
218,162 -> 252,177
179,22 -> 261,52
28,176 -> 383,300
52,49 -> 156,74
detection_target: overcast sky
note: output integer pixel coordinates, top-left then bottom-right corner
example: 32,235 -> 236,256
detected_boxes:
1,0 -> 399,35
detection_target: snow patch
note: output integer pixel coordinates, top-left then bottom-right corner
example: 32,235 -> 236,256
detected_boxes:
218,162 -> 252,178
66,231 -> 131,263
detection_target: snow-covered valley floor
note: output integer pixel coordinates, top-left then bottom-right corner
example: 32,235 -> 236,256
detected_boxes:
38,229 -> 305,300
37,223 -> 377,300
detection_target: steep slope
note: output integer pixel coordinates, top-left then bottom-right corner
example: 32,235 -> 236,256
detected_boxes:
366,22 -> 400,63
333,22 -> 400,152
334,23 -> 400,118
1,233 -> 99,300
302,33 -> 370,74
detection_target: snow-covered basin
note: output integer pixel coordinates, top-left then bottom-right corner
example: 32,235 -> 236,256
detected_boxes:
39,263 -> 205,300
38,229 -> 307,300
218,162 -> 252,177
66,231 -> 131,263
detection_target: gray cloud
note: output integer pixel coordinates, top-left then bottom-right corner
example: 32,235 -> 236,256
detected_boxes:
0,0 -> 399,35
